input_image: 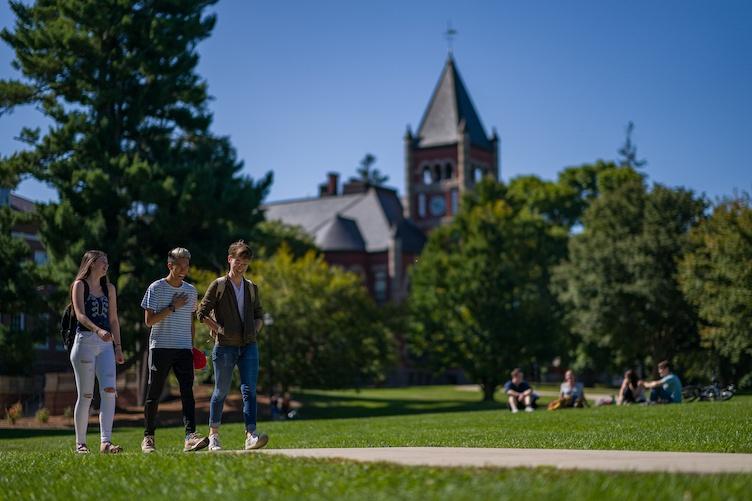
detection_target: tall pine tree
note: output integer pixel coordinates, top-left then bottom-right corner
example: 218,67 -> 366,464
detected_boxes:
0,0 -> 271,368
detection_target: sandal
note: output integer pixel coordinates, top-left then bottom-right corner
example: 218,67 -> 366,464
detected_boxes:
76,443 -> 90,454
100,441 -> 123,454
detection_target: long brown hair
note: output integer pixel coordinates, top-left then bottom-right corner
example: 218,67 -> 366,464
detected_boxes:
69,250 -> 109,302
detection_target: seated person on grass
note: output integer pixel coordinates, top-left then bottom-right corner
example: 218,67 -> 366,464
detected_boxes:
617,369 -> 645,405
558,370 -> 587,408
504,368 -> 538,413
641,360 -> 683,404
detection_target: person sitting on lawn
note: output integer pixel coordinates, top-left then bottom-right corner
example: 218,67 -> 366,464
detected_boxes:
504,368 -> 538,413
559,370 -> 587,407
617,369 -> 645,405
641,360 -> 683,404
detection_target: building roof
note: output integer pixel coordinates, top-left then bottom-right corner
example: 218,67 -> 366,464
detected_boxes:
316,215 -> 366,251
264,186 -> 425,254
9,192 -> 36,213
416,55 -> 492,150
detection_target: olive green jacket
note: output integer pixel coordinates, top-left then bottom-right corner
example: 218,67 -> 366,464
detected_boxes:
196,276 -> 263,347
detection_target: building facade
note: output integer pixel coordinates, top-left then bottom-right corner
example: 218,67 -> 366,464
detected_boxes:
265,55 -> 498,300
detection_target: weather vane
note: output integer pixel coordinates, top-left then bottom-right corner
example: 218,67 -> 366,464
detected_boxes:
445,22 -> 457,54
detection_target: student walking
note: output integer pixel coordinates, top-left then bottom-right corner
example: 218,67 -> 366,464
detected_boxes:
197,240 -> 268,451
140,247 -> 208,453
69,250 -> 124,454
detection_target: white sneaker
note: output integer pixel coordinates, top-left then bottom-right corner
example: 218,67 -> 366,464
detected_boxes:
184,432 -> 209,452
244,431 -> 269,450
141,435 -> 156,454
525,406 -> 534,412
208,433 -> 222,451
511,408 -> 519,414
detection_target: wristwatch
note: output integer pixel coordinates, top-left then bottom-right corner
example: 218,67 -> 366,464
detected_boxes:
168,303 -> 176,313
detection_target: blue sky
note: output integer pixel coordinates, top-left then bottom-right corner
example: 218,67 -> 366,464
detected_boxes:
1,0 -> 750,204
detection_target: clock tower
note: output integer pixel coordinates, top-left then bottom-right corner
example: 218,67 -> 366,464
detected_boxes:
404,54 -> 499,232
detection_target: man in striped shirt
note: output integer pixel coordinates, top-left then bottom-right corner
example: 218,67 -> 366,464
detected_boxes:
140,247 -> 208,453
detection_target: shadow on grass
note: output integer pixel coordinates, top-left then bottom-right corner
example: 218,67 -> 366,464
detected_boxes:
0,428 -> 71,440
292,392 -> 506,420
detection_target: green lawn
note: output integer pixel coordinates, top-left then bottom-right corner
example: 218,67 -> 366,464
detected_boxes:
1,386 -> 751,500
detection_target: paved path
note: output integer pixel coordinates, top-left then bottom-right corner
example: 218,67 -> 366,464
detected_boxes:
253,447 -> 752,474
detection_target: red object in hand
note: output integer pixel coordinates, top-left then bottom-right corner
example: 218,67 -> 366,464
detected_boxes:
192,347 -> 207,370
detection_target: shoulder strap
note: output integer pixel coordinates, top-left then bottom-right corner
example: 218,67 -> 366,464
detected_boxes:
216,277 -> 227,302
244,278 -> 256,303
67,280 -> 89,313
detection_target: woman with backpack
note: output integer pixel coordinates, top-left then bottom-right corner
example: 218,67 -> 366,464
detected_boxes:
69,250 -> 124,453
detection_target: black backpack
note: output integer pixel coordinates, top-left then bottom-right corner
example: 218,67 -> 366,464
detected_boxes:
60,280 -> 108,352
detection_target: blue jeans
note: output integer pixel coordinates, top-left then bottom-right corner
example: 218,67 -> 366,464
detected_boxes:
210,343 -> 259,433
650,387 -> 674,403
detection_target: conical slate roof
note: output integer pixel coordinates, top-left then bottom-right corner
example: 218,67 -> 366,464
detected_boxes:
315,214 -> 366,251
416,55 -> 492,150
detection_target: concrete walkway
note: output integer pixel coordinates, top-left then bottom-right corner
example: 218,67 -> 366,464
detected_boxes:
254,447 -> 752,474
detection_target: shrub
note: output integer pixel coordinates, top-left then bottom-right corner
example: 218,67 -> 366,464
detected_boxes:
35,407 -> 50,424
6,401 -> 23,424
63,406 -> 73,419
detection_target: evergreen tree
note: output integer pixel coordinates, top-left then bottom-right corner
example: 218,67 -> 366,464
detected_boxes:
618,121 -> 647,169
355,153 -> 388,186
0,0 -> 271,368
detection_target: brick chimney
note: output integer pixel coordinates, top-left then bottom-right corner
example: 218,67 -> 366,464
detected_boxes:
319,172 -> 339,197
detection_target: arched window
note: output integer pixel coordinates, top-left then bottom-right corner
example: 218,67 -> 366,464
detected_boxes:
432,165 -> 441,183
473,166 -> 484,183
444,163 -> 453,180
422,166 -> 432,185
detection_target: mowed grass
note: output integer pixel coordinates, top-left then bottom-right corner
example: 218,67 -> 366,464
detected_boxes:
1,386 -> 751,500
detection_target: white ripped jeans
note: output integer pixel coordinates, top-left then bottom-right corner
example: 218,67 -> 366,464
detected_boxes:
69,331 -> 117,444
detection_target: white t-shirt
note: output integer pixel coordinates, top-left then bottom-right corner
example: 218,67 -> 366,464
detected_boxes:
141,278 -> 197,349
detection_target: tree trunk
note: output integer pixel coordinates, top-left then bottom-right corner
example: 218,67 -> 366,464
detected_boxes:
481,382 -> 496,402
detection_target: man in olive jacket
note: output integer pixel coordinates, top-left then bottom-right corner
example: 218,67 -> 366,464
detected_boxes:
196,240 -> 268,451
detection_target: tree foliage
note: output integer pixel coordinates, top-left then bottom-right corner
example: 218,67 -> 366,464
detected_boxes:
251,246 -> 394,390
0,200 -> 47,374
0,0 -> 271,365
355,153 -> 388,186
679,194 -> 752,385
409,178 -> 570,400
554,169 -> 706,374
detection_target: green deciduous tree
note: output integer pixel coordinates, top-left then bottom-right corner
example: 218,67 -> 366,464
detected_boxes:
0,0 -> 271,369
409,179 -> 568,401
554,169 -> 706,375
679,194 -> 752,386
253,220 -> 317,260
252,246 -> 394,390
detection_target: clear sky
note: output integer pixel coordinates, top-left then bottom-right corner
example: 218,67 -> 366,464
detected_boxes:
2,0 -> 750,204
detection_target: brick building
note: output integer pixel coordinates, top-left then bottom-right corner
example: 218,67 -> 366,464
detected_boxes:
265,55 -> 498,300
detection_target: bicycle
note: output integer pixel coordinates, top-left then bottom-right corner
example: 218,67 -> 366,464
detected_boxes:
682,382 -> 736,402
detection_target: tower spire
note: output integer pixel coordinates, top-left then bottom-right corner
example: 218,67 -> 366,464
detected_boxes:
444,22 -> 457,55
